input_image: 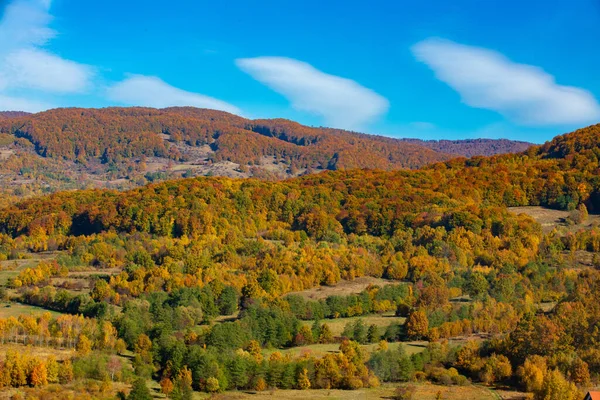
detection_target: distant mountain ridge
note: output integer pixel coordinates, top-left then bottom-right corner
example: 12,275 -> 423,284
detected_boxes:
0,111 -> 31,119
0,107 -> 451,171
400,138 -> 533,157
0,107 -> 534,199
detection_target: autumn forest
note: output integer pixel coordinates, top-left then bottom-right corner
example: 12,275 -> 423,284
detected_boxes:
0,108 -> 599,399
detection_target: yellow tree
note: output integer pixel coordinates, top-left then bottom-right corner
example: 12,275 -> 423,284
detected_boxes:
246,340 -> 263,363
406,309 -> 429,340
29,361 -> 48,387
135,333 -> 153,364
160,377 -> 174,398
297,368 -> 311,390
77,334 -> 92,355
205,377 -> 220,393
517,355 -> 547,392
59,359 -> 74,384
46,356 -> 59,383
537,369 -> 580,400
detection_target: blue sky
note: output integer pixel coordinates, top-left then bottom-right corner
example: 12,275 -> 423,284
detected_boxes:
1,0 -> 599,143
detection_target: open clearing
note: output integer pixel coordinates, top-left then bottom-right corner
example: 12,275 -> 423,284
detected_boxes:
188,383 -> 503,400
560,249 -> 598,269
263,336 -> 480,360
0,302 -> 62,318
0,251 -> 60,285
3,381 -> 130,399
288,276 -> 398,301
0,343 -> 75,361
263,340 -> 426,359
300,312 -> 405,337
509,206 -> 600,234
0,259 -> 40,285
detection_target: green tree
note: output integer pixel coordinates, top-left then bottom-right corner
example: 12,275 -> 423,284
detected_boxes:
367,324 -> 380,343
218,286 -> 239,315
128,378 -> 152,400
172,367 -> 193,400
319,323 -> 333,343
466,272 -> 489,299
342,319 -> 367,344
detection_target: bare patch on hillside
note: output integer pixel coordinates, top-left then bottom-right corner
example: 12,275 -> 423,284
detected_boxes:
288,276 -> 399,300
509,206 -> 600,234
0,149 -> 14,160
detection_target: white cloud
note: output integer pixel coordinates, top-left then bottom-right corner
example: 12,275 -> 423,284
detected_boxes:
236,56 -> 389,130
0,94 -> 51,112
107,75 -> 241,114
412,38 -> 600,126
0,0 -> 54,49
4,48 -> 92,93
0,0 -> 92,110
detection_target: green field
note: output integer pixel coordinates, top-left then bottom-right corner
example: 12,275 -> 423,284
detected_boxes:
301,312 -> 406,337
0,259 -> 36,285
0,252 -> 60,285
0,301 -> 63,318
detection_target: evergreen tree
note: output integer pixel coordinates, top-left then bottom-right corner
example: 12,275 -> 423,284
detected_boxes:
127,378 -> 152,400
367,324 -> 380,343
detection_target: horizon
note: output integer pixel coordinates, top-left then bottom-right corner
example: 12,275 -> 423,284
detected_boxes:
2,105 -> 574,145
1,0 -> 599,143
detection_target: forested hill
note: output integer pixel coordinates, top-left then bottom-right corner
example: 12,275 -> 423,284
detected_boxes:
0,111 -> 30,119
400,138 -> 533,157
0,106 -> 450,172
539,122 -> 600,159
0,107 -> 534,198
1,122 -> 599,238
1,118 -> 600,398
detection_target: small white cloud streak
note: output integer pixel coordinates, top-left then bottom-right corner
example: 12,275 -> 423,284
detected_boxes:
107,75 -> 241,114
412,38 -> 600,126
236,56 -> 389,130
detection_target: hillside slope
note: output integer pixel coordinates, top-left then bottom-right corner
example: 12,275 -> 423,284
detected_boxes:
0,111 -> 31,119
3,121 -> 599,237
0,107 -> 449,171
1,114 -> 599,399
0,107 -> 535,203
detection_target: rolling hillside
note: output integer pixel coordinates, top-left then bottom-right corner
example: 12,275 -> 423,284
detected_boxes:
0,107 -> 532,204
0,116 -> 598,399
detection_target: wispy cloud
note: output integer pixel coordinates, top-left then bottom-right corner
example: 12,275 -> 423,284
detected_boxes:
0,0 -> 94,111
412,38 -> 600,126
0,94 -> 52,112
107,75 -> 241,114
236,56 -> 389,130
